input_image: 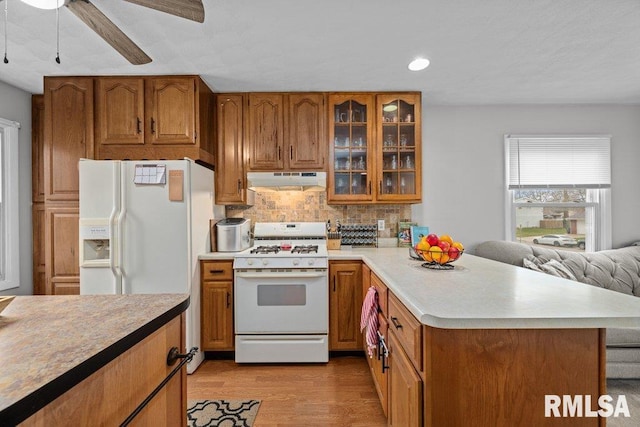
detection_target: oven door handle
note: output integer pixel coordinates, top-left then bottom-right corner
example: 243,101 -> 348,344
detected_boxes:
235,271 -> 328,279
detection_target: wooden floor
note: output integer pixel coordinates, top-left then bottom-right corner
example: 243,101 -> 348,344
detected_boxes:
187,354 -> 387,426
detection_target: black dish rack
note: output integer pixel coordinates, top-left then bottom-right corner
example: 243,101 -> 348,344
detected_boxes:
340,224 -> 378,247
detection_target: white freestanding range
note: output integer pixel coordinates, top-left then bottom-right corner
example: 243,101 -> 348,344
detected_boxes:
233,222 -> 329,363
78,158 -> 223,374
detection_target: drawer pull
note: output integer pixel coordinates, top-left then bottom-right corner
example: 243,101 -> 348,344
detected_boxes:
122,347 -> 197,426
209,269 -> 225,274
391,316 -> 403,330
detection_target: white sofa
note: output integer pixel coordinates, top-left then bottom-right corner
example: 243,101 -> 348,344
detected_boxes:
475,240 -> 640,379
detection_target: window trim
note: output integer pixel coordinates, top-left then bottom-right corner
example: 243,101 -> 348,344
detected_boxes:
0,117 -> 21,291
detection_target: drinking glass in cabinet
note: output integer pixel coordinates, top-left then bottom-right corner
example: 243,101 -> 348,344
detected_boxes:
384,134 -> 395,147
336,176 -> 348,194
404,155 -> 413,169
384,175 -> 395,193
400,134 -> 409,146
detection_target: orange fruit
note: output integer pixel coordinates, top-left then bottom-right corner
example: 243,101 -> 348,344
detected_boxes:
416,239 -> 431,251
452,242 -> 464,251
439,252 -> 450,265
419,245 -> 433,262
440,234 -> 453,245
430,246 -> 443,263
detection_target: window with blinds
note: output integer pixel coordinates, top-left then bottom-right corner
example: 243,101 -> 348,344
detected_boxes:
504,135 -> 612,252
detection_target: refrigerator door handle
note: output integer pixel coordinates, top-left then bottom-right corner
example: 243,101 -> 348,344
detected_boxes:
114,162 -> 125,294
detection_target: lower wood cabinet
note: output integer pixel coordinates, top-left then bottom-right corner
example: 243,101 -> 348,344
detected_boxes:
200,261 -> 234,351
32,203 -> 46,295
329,261 -> 363,351
388,330 -> 422,427
363,265 -> 389,416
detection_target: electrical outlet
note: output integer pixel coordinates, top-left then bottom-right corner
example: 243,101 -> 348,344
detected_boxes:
377,219 -> 385,231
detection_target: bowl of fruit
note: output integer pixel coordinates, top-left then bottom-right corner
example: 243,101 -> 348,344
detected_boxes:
411,233 -> 464,270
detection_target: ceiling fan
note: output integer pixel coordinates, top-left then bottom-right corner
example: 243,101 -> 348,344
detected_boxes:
3,0 -> 205,65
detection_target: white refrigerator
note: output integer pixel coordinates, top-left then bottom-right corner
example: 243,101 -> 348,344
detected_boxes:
79,158 -> 224,374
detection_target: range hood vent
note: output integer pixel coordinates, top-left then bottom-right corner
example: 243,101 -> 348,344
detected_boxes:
247,171 -> 327,192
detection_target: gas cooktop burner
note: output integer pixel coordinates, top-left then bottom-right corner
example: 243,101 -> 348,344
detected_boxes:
250,245 -> 281,254
291,245 -> 318,254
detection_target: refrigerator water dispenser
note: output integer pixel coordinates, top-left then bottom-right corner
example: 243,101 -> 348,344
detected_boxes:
80,220 -> 111,267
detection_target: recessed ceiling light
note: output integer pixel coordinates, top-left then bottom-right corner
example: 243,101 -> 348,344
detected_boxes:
20,0 -> 64,10
408,57 -> 430,71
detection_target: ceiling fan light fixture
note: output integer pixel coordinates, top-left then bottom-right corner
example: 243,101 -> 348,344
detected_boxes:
20,0 -> 64,10
408,57 -> 430,71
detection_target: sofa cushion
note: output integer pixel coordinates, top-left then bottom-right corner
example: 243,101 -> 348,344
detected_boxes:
607,328 -> 640,347
523,255 -> 577,280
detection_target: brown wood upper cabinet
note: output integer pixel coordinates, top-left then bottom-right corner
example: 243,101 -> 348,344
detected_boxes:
246,93 -> 325,171
328,92 -> 422,204
215,94 -> 247,204
44,77 -> 94,202
95,76 -> 214,166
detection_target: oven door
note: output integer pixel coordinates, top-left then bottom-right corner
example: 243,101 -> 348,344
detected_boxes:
234,269 -> 328,334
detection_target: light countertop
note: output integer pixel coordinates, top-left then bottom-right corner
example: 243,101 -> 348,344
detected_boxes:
0,294 -> 189,424
199,247 -> 640,329
330,248 -> 640,329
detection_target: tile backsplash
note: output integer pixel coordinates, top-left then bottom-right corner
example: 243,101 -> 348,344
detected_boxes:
225,191 -> 412,238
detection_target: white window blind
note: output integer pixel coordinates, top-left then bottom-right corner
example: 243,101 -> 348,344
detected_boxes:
506,136 -> 611,189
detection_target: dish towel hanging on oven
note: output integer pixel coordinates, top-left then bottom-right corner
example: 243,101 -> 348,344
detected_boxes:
360,286 -> 379,357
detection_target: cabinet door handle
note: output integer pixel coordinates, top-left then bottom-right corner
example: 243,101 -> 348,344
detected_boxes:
290,146 -> 293,160
368,181 -> 372,195
391,316 -> 403,330
237,179 -> 242,194
226,292 -> 231,308
379,181 -> 382,194
333,275 -> 336,292
278,146 -> 281,160
136,117 -> 142,134
378,332 -> 390,373
151,118 -> 156,134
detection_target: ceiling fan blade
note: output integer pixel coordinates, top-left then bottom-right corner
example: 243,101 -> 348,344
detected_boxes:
66,0 -> 152,65
124,0 -> 204,23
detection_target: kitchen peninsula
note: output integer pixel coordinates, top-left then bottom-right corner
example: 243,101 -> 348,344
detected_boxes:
0,294 -> 189,426
333,248 -> 640,426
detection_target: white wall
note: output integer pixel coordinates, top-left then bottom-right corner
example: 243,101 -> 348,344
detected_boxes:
0,80 -> 33,295
412,105 -> 640,253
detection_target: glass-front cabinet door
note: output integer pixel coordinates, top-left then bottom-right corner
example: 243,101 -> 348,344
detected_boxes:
328,94 -> 375,202
376,93 -> 422,202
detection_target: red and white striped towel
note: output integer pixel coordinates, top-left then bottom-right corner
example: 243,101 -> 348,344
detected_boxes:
360,286 -> 379,357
